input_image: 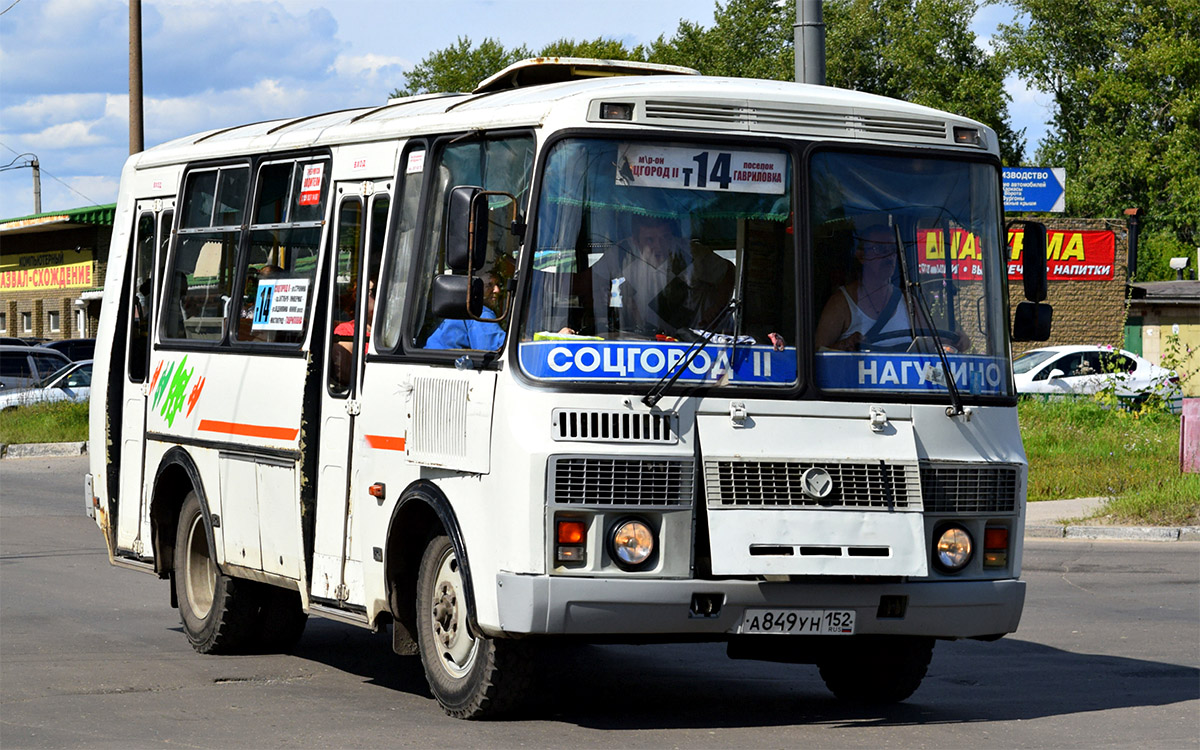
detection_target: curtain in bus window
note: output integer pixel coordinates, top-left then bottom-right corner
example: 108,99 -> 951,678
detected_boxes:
412,135 -> 534,351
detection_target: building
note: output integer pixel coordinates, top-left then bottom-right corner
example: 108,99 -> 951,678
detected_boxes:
0,204 -> 114,340
1128,281 -> 1200,397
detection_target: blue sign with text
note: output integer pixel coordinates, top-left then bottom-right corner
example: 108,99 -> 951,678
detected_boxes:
815,353 -> 1010,395
1002,167 -> 1066,212
519,340 -> 797,385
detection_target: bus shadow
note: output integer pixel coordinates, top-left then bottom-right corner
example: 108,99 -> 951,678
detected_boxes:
290,623 -> 1199,729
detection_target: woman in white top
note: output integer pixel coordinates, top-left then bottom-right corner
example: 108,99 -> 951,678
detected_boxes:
816,225 -> 914,351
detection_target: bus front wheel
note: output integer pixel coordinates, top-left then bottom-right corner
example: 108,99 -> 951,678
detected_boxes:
415,534 -> 531,719
817,635 -> 934,704
173,491 -> 257,654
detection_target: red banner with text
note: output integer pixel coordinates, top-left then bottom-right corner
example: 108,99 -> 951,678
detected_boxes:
914,228 -> 1116,281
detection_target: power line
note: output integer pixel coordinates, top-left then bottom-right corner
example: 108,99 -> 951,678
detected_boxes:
0,140 -> 102,208
0,0 -> 23,16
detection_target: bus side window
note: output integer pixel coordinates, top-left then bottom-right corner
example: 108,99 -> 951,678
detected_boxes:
376,146 -> 426,352
411,135 -> 533,351
235,158 -> 330,346
164,166 -> 249,341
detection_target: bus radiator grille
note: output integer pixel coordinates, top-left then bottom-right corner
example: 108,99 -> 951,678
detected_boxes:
549,456 -> 694,506
703,460 -> 922,510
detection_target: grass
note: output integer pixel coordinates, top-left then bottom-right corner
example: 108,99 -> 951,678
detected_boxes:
1019,397 -> 1199,526
0,400 -> 89,445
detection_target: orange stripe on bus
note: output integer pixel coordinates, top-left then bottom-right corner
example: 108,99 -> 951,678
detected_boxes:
365,434 -> 406,451
197,420 -> 300,441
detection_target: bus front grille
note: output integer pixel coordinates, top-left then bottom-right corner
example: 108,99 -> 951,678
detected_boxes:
550,456 -> 694,506
919,463 -> 1019,513
704,460 -> 922,510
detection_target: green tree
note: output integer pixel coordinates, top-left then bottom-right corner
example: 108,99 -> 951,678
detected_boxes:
646,0 -> 794,80
825,0 -> 1026,165
538,37 -> 645,60
390,37 -> 530,97
995,0 -> 1200,280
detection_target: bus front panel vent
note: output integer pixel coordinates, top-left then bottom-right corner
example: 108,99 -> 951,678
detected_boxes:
919,463 -> 1019,513
552,409 -> 678,444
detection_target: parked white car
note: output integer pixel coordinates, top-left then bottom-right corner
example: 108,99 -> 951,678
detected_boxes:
1013,345 -> 1180,404
0,360 -> 92,411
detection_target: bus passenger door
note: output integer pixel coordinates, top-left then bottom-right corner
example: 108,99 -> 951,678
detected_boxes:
116,200 -> 173,556
312,188 -> 387,606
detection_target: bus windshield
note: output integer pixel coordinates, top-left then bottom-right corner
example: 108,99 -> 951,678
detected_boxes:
519,137 -> 797,390
809,150 -> 1013,399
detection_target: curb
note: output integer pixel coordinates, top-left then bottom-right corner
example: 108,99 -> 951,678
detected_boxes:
1027,523 -> 1200,543
0,442 -> 87,459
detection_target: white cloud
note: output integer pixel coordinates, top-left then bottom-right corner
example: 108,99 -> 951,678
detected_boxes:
331,53 -> 411,80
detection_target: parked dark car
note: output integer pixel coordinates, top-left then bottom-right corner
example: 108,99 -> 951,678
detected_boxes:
38,338 -> 96,362
0,337 -> 30,346
0,345 -> 71,390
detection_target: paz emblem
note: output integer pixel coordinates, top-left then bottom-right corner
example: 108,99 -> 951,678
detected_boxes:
801,467 -> 834,499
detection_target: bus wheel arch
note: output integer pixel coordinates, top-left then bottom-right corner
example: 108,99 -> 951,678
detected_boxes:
384,481 -> 474,656
150,447 -> 212,585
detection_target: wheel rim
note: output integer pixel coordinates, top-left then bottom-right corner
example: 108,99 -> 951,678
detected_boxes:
428,547 -> 478,678
183,511 -> 216,620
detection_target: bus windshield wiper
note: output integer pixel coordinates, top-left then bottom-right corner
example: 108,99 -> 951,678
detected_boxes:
642,298 -> 737,408
891,224 -> 966,418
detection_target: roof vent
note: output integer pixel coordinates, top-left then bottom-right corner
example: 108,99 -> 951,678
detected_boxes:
473,57 -> 699,94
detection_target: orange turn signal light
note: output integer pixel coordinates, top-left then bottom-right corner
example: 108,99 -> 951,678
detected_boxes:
984,527 -> 1008,550
557,519 -> 586,545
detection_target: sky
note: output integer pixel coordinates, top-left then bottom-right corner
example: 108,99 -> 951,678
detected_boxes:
0,0 -> 1051,218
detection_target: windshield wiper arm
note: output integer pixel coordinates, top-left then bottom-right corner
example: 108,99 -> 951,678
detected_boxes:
891,223 -> 965,418
642,298 -> 737,408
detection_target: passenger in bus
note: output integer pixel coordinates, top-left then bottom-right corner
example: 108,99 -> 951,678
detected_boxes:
589,215 -> 734,339
331,279 -> 375,386
815,225 -> 967,352
424,267 -> 507,350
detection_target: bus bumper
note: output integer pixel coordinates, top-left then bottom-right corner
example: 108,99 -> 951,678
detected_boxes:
493,573 -> 1024,639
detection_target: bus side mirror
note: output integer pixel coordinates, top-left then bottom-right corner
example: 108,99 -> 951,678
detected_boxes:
430,274 -> 483,320
1012,301 -> 1052,341
1012,220 -> 1048,302
446,186 -> 487,273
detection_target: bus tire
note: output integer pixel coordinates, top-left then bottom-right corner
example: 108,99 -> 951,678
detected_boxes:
253,583 -> 307,652
817,635 -> 934,704
173,491 -> 258,654
415,534 -> 531,719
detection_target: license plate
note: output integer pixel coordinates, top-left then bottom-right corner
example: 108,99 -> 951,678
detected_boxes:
738,608 -> 856,635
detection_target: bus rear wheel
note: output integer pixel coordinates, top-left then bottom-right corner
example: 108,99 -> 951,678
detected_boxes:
817,635 -> 934,704
415,534 -> 531,719
173,491 -> 258,654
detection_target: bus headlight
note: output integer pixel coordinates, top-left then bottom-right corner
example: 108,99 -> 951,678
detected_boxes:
933,524 -> 973,573
609,518 -> 655,570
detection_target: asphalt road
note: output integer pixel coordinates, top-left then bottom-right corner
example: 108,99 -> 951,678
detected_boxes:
2,455 -> 1197,749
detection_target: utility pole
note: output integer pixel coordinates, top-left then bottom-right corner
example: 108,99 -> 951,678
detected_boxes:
794,0 -> 826,85
31,158 -> 41,214
129,0 -> 145,154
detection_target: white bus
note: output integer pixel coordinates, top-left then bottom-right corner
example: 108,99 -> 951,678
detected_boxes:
87,58 -> 1051,718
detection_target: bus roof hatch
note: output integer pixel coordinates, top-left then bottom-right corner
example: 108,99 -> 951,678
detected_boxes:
473,57 -> 700,94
